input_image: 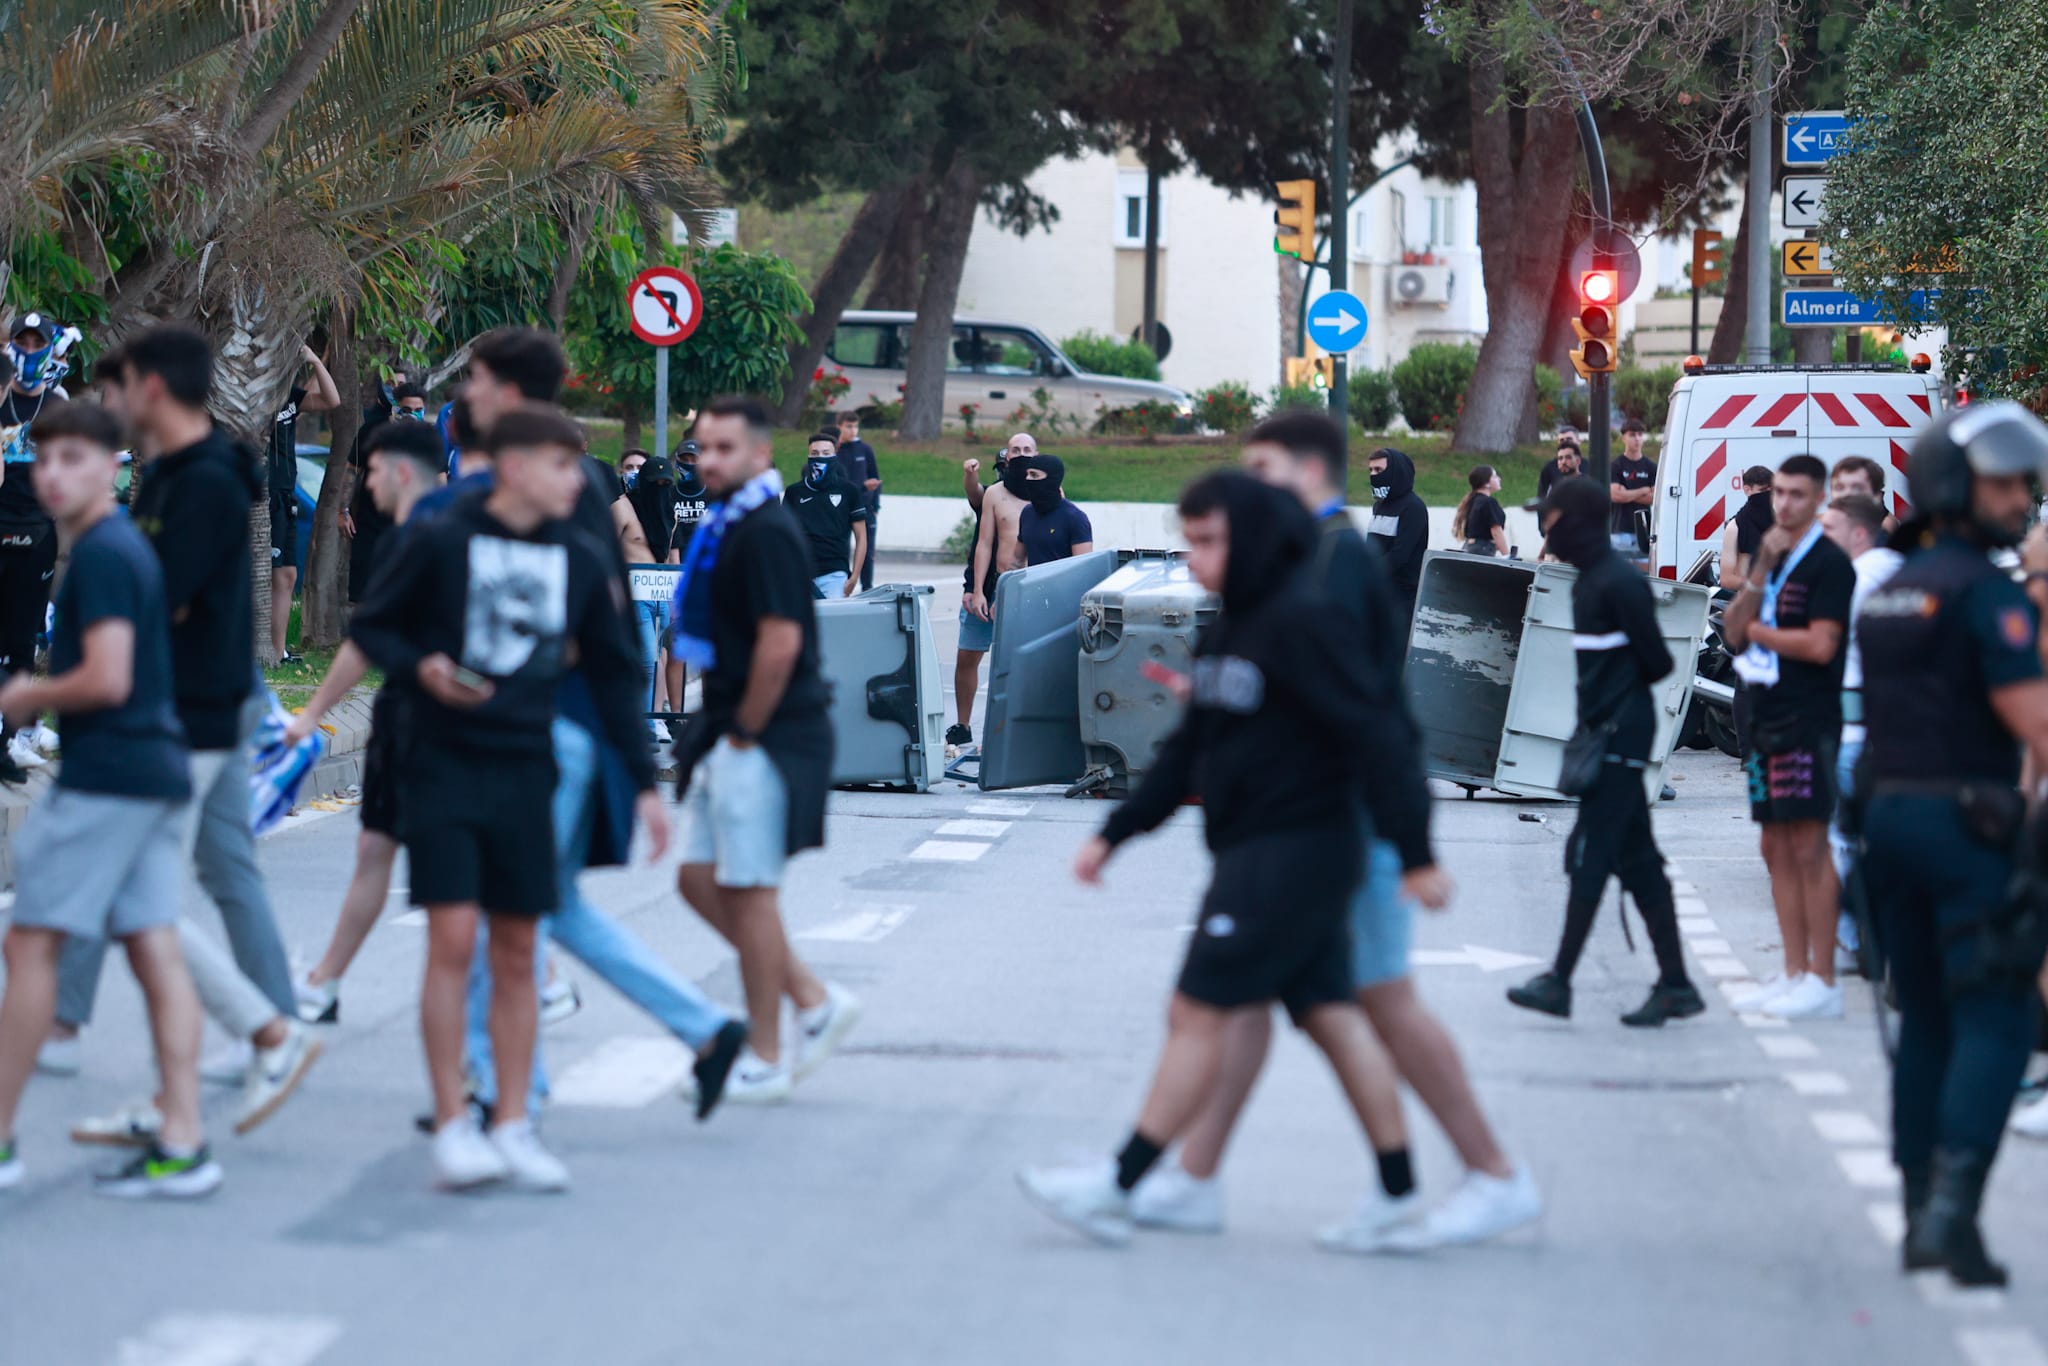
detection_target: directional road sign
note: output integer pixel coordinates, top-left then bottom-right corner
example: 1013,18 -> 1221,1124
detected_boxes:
1781,177 -> 1829,230
1781,240 -> 1835,279
1783,110 -> 1852,168
1781,288 -> 1939,329
626,265 -> 703,347
1305,289 -> 1368,355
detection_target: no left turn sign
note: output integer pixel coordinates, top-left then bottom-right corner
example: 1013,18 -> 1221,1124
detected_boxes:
627,266 -> 703,347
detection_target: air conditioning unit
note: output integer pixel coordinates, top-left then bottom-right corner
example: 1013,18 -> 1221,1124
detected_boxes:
1390,264 -> 1454,308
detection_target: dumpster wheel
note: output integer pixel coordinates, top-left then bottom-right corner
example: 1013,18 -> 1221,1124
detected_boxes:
1458,783 -> 1480,799
1064,767 -> 1115,799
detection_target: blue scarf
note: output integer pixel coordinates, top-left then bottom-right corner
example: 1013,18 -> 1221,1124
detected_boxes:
1732,518 -> 1824,690
669,467 -> 784,668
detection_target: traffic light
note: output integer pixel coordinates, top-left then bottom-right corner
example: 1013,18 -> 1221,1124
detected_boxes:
1283,355 -> 1334,389
1691,228 -> 1725,286
1570,269 -> 1620,378
1274,179 -> 1316,259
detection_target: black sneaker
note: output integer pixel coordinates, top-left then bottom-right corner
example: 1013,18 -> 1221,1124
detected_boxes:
1620,982 -> 1707,1028
0,753 -> 27,785
1507,971 -> 1572,1019
693,1019 -> 750,1122
945,723 -> 973,756
94,1141 -> 223,1199
413,1093 -> 495,1136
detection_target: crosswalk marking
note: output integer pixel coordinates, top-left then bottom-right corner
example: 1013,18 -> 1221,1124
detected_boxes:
1834,1148 -> 1899,1189
1784,1070 -> 1851,1096
1809,1110 -> 1883,1145
799,906 -> 914,943
967,801 -> 1035,817
1957,1327 -> 2048,1365
550,1036 -> 692,1109
909,840 -> 990,862
934,819 -> 1011,839
113,1313 -> 342,1366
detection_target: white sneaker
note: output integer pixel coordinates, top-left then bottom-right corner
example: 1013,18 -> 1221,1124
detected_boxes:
70,1101 -> 162,1147
1316,1188 -> 1425,1254
433,1114 -> 510,1189
489,1119 -> 570,1192
295,973 -> 340,1024
1016,1160 -> 1133,1246
2011,1091 -> 2048,1140
795,983 -> 862,1080
199,1038 -> 254,1086
1130,1160 -> 1224,1233
235,1023 -> 323,1135
722,1048 -> 793,1105
1384,1165 -> 1544,1250
35,1033 -> 81,1077
29,723 -> 58,759
1729,973 -> 1796,1013
1763,974 -> 1844,1020
540,973 -> 582,1028
8,731 -> 46,768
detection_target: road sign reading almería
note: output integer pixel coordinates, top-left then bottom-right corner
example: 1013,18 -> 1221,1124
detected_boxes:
627,266 -> 703,347
1305,289 -> 1368,355
1781,288 -> 1939,329
1781,177 -> 1829,230
1783,111 -> 1851,168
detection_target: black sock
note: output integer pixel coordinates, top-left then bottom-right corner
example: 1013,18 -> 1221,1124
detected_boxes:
1377,1148 -> 1415,1199
1115,1132 -> 1164,1192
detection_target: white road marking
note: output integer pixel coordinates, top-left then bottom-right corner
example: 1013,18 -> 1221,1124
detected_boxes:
934,819 -> 1011,839
1671,882 -> 1699,897
1784,1070 -> 1851,1096
390,910 -> 427,928
967,801 -> 1035,817
1757,1034 -> 1820,1060
550,1036 -> 692,1109
1411,945 -> 1545,972
1918,1277 -> 2008,1312
909,840 -> 991,862
1834,1148 -> 1899,1189
1686,937 -> 1734,957
1810,1110 -> 1884,1145
113,1313 -> 342,1366
1738,1013 -> 1788,1029
1698,955 -> 1750,978
1678,917 -> 1721,936
1957,1327 -> 2048,1365
1866,1202 -> 1905,1247
799,906 -> 914,943
1674,895 -> 1709,915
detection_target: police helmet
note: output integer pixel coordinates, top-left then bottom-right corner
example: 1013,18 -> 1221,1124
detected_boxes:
1906,401 -> 2048,523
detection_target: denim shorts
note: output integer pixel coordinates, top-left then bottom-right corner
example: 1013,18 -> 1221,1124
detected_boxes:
957,604 -> 994,652
812,571 -> 848,600
1347,838 -> 1413,989
681,738 -> 790,888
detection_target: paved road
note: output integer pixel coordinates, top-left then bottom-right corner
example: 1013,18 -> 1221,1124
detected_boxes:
4,558 -> 2047,1365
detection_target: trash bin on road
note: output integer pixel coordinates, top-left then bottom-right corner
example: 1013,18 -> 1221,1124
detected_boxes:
816,583 -> 947,791
1073,557 -> 1216,797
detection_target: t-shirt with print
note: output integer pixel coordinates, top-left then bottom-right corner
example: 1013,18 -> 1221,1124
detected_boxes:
268,385 -> 307,526
0,387 -> 59,534
48,515 -> 190,800
1018,500 -> 1093,566
1609,454 -> 1656,535
783,476 -> 868,577
673,488 -> 709,555
1750,531 -> 1855,742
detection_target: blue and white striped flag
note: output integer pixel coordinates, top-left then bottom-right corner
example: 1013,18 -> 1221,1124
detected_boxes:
249,691 -> 325,836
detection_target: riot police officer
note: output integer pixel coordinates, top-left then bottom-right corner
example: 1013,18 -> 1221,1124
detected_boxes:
1860,401 -> 2048,1287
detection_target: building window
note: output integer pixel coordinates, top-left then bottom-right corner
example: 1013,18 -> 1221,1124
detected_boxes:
1427,194 -> 1458,249
1113,169 -> 1167,248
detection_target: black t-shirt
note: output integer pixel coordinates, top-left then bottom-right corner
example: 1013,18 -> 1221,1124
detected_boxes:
702,502 -> 831,728
1609,454 -> 1656,535
673,488 -> 708,554
1018,499 -> 1093,565
1733,492 -> 1774,558
1463,493 -> 1505,548
48,515 -> 190,799
783,476 -> 868,577
0,387 -> 58,532
268,385 -> 306,521
1750,533 -> 1855,739
1536,457 -> 1580,501
348,421 -> 393,535
836,438 -> 881,508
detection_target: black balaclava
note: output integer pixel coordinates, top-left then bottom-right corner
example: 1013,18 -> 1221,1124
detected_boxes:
1539,476 -> 1613,569
1002,455 -> 1036,499
673,440 -> 703,497
1028,455 -> 1066,513
1371,449 -> 1416,505
1202,471 -> 1316,614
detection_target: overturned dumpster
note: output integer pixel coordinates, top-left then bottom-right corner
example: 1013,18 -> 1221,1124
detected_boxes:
815,583 -> 949,792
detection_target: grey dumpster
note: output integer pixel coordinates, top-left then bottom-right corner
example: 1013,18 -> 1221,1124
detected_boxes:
815,583 -> 947,791
1405,551 -> 1713,799
1073,556 -> 1217,797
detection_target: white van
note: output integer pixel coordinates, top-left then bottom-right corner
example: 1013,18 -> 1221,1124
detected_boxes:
1648,359 -> 1944,579
822,310 -> 1194,430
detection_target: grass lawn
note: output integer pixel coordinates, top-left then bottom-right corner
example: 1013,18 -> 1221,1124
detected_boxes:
265,602 -> 381,695
579,416 -> 1585,507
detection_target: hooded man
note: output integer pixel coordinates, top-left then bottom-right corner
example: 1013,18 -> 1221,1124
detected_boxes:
1012,454 -> 1094,565
1368,448 -> 1428,636
1506,478 -> 1702,1027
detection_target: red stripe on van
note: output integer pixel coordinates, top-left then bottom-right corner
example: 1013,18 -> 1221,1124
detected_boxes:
1700,395 -> 1753,430
1894,493 -> 1908,520
1694,504 -> 1726,541
1910,394 -> 1932,414
1890,439 -> 1909,474
1754,393 -> 1805,427
1811,392 -> 1855,426
1857,394 -> 1912,428
1694,441 -> 1727,495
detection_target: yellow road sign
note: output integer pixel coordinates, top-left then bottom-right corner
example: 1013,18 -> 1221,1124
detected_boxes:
1782,240 -> 1834,279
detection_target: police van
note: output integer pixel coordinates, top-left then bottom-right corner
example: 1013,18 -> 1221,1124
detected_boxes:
1648,358 -> 1945,579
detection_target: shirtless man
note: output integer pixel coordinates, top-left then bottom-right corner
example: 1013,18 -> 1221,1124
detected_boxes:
948,433 -> 1036,757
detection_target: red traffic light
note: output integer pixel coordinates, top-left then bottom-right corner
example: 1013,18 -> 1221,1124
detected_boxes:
1580,270 -> 1618,305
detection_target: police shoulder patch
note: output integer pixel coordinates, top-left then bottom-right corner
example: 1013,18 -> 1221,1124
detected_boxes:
1999,606 -> 2033,651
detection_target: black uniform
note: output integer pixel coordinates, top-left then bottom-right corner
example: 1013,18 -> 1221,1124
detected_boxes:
1861,536 -> 2044,1230
0,387 -> 59,692
1367,450 -> 1428,635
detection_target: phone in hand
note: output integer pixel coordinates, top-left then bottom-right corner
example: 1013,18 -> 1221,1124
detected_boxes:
451,664 -> 490,691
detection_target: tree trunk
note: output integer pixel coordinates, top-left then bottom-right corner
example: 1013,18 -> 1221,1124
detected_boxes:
1793,326 -> 1832,364
302,311 -> 358,649
623,410 -> 643,451
1451,60 -> 1583,455
773,181 -> 914,428
1539,218 -> 1587,380
212,279 -> 308,664
1707,186 -> 1752,364
898,158 -> 982,441
865,174 -> 929,310
546,200 -> 599,334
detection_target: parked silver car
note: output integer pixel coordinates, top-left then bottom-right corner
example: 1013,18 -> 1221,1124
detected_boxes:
823,310 -> 1192,430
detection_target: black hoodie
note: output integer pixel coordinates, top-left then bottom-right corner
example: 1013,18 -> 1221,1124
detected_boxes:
1541,478 -> 1672,756
129,426 -> 260,749
1368,449 -> 1429,623
1101,475 -> 1424,862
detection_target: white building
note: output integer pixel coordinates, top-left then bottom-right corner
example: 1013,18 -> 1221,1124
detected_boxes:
1310,158 -> 1488,374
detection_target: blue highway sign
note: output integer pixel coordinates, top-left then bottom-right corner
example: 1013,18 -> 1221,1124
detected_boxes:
1781,288 -> 1939,328
1783,111 -> 1852,169
1305,290 -> 1368,355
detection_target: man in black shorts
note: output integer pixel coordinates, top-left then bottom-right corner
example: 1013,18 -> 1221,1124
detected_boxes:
1723,453 -> 1855,1022
1017,472 -> 1417,1246
349,405 -> 667,1191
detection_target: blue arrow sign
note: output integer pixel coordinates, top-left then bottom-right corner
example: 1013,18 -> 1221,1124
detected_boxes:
1781,288 -> 1939,328
1783,111 -> 1852,168
1306,289 -> 1368,355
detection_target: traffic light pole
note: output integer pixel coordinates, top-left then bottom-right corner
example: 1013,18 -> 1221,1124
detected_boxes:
1567,84 -> 1612,486
1327,0 -> 1352,481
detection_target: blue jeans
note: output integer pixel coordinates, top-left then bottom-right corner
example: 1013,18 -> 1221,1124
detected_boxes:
635,600 -> 668,712
1831,728 -> 1863,952
468,716 -> 732,1109
811,571 -> 848,600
